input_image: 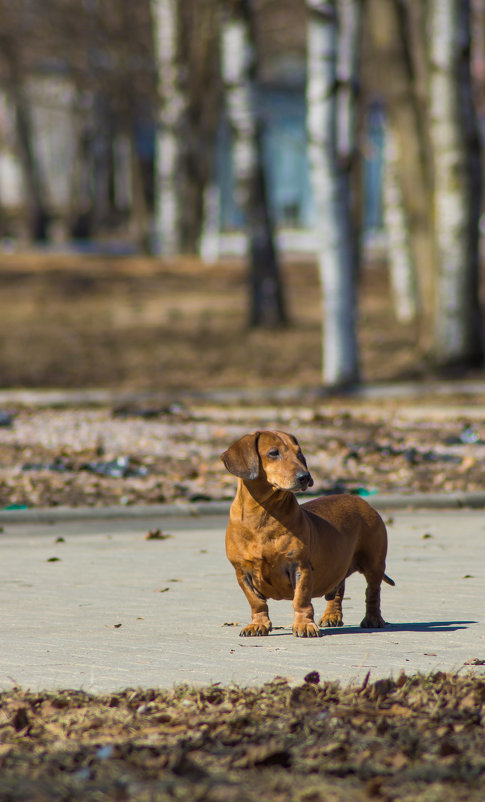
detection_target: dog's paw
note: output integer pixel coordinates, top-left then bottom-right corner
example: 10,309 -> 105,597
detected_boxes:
360,613 -> 386,629
292,621 -> 322,638
319,612 -> 343,628
240,621 -> 272,637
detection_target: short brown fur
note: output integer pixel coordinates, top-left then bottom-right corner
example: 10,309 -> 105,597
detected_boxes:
221,430 -> 394,637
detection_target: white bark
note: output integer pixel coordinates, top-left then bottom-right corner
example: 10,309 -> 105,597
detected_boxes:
151,0 -> 185,255
335,0 -> 359,165
221,15 -> 256,216
200,182 -> 221,263
306,0 -> 359,386
383,124 -> 418,324
429,0 -> 482,364
221,5 -> 286,327
368,0 -> 435,351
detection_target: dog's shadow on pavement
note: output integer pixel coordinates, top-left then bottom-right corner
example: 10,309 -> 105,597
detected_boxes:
321,620 -> 476,635
244,620 -> 477,637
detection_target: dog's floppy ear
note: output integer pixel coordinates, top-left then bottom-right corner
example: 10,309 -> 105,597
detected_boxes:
220,432 -> 260,480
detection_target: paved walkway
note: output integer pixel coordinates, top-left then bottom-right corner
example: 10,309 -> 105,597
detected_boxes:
0,509 -> 483,692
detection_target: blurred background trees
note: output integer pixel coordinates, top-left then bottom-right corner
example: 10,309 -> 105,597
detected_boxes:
306,0 -> 361,386
0,0 -> 484,384
221,0 -> 287,327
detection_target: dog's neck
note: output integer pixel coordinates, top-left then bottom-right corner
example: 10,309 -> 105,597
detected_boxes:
233,477 -> 304,530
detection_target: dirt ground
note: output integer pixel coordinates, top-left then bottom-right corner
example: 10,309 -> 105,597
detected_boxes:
1,252 -> 485,508
0,672 -> 483,801
0,251 -> 438,391
2,399 -> 485,508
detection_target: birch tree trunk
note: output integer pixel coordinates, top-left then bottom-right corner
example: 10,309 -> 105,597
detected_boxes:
221,0 -> 287,328
306,0 -> 359,387
2,39 -> 49,240
367,0 -> 432,345
383,124 -> 418,324
200,182 -> 221,263
178,0 -> 222,254
151,0 -> 185,255
429,0 -> 483,368
130,130 -> 151,252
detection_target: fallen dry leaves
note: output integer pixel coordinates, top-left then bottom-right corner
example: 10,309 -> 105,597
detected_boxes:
1,400 -> 485,508
0,672 -> 483,801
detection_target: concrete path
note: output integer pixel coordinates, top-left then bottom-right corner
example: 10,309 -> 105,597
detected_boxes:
0,509 -> 483,692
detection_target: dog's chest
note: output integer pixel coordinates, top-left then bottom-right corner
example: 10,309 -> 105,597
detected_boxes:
248,544 -> 300,601
227,518 -> 307,600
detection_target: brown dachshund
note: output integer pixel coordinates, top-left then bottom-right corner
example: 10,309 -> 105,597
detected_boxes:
221,430 -> 394,637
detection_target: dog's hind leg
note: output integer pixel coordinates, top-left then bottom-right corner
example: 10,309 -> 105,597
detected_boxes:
360,570 -> 386,628
359,517 -> 389,628
318,580 -> 345,628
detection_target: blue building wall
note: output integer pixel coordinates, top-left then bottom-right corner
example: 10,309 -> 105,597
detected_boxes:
217,86 -> 384,234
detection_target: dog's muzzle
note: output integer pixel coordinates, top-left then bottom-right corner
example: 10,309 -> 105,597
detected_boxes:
296,471 -> 313,490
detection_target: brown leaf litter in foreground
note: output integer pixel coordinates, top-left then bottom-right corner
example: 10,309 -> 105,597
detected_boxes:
0,672 -> 483,801
1,400 -> 485,508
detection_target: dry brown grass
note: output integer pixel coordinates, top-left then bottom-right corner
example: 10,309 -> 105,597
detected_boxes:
0,253 -> 424,391
0,672 -> 483,801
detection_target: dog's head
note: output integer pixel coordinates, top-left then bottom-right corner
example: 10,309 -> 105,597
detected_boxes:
221,430 -> 314,492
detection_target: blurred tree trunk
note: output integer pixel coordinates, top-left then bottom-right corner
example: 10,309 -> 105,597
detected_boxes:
221,0 -> 287,328
178,0 -> 222,254
91,97 -> 111,233
69,116 -> 93,239
150,0 -> 184,255
2,40 -> 49,241
367,0 -> 432,346
130,129 -> 151,252
200,182 -> 221,263
306,0 -> 360,387
383,124 -> 418,324
429,0 -> 483,369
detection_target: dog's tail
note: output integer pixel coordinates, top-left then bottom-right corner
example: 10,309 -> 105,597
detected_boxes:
383,573 -> 395,587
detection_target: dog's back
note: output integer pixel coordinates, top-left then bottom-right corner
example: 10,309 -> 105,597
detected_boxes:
301,493 -> 385,546
301,493 -> 394,588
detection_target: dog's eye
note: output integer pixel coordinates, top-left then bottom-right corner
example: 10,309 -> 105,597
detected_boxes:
267,448 -> 280,459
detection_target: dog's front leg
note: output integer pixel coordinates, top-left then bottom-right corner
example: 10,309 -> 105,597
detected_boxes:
292,565 -> 322,638
235,569 -> 272,636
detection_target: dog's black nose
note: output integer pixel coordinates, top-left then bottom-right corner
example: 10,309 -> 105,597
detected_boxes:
297,471 -> 313,488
